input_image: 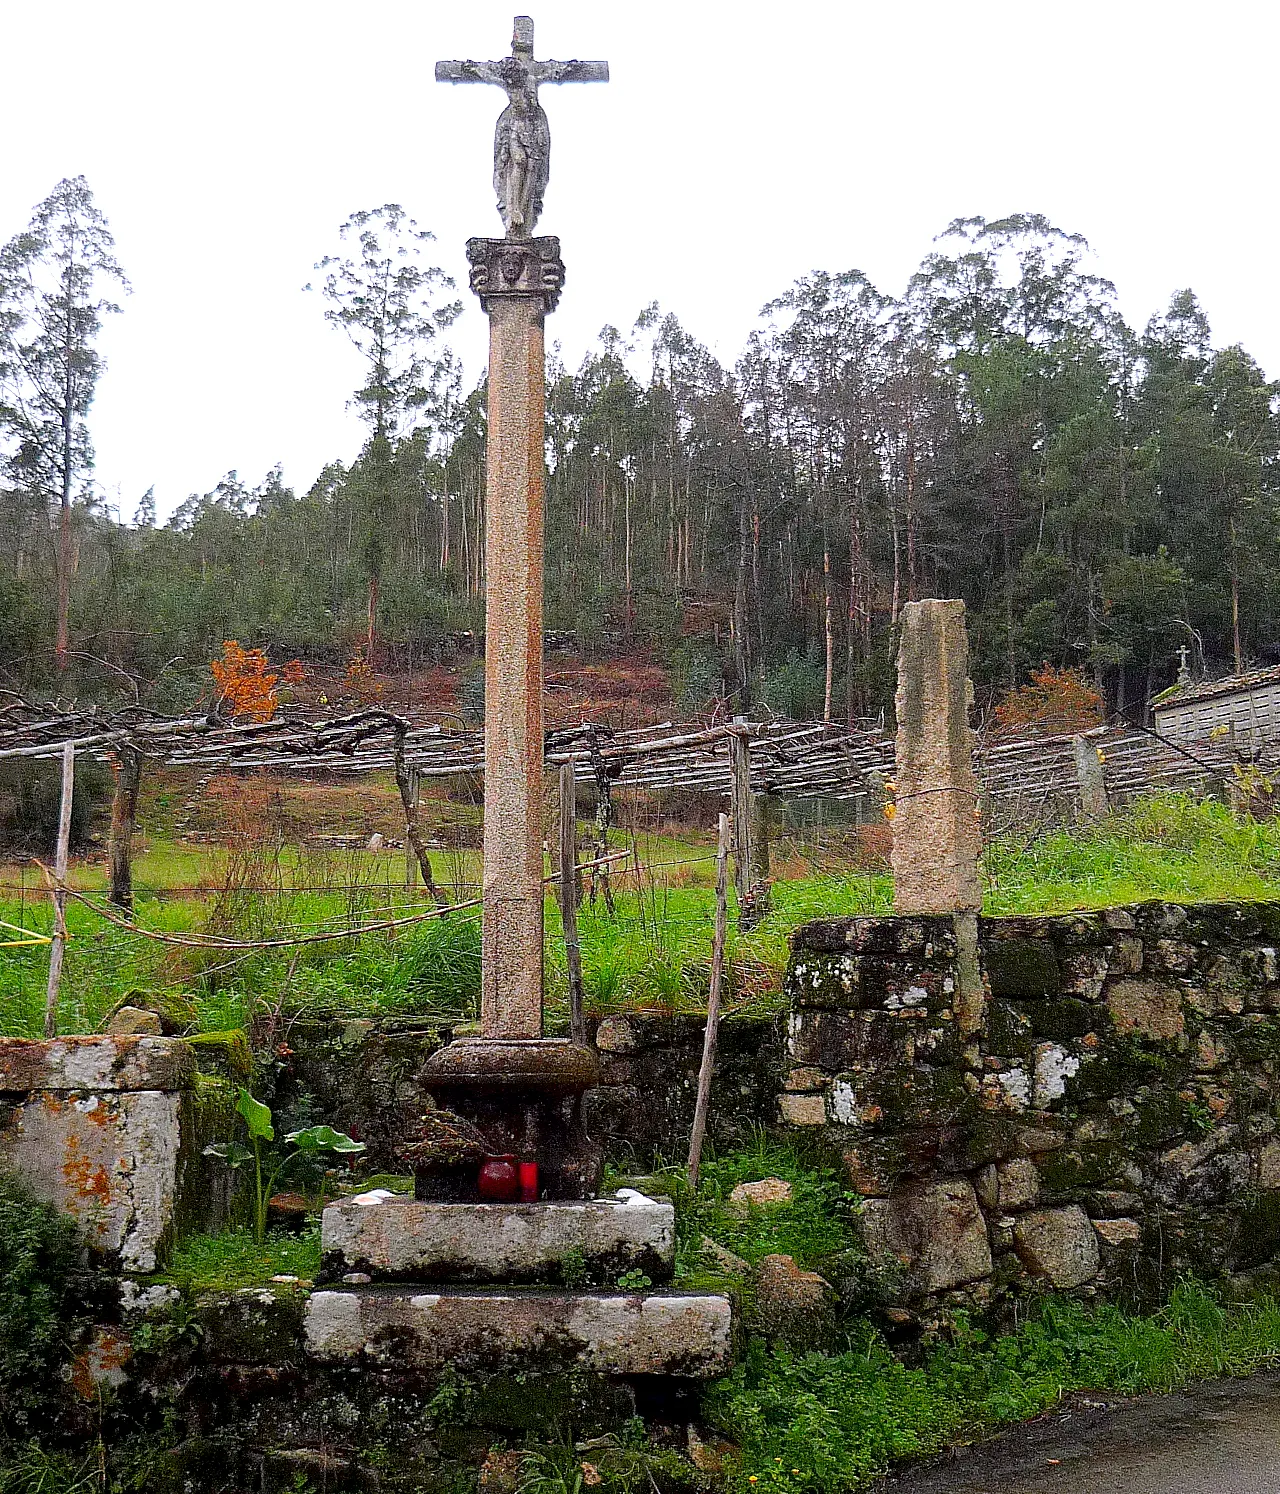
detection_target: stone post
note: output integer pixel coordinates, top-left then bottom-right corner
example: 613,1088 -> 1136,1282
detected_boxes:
891,599 -> 982,916
1072,734 -> 1109,821
468,236 -> 565,1040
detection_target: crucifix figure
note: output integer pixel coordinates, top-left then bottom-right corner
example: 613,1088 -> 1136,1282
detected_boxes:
436,16 -> 608,237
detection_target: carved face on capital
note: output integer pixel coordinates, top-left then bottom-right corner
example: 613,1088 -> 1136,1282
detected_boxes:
499,250 -> 527,285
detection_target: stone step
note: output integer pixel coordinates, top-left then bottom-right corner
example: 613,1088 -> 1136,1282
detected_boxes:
320,1189 -> 675,1285
304,1286 -> 732,1378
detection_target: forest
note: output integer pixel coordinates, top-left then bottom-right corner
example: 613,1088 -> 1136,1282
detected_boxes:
2,180 -> 1278,724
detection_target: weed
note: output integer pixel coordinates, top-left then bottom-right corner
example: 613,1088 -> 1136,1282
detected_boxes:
203,1089 -> 363,1242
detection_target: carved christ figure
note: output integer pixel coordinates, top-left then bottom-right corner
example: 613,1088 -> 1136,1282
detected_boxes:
494,77 -> 550,237
436,17 -> 609,239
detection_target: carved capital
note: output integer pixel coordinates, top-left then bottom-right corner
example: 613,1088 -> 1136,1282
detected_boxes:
466,236 -> 564,314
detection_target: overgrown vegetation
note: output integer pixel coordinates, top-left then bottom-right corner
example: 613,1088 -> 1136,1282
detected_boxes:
161,1225 -> 322,1290
706,1284 -> 1280,1492
4,795 -> 1280,1038
0,1174 -> 90,1436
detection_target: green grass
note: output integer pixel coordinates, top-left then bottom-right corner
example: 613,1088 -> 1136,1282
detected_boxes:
4,796 -> 1280,1037
706,1283 -> 1280,1493
982,796 -> 1280,913
159,1225 -> 322,1289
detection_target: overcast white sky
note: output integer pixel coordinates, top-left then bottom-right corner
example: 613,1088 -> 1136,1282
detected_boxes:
3,0 -> 1277,521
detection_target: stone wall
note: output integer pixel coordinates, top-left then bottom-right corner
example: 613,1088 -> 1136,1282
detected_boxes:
0,1036 -> 237,1270
783,900 -> 1280,1319
266,1013 -> 783,1174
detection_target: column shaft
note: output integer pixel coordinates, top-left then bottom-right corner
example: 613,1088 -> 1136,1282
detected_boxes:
481,295 -> 546,1038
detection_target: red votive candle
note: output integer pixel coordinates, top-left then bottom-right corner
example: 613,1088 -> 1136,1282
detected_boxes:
518,1160 -> 539,1202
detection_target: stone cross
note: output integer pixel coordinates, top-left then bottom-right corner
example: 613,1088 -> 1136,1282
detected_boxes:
436,17 -> 609,238
436,20 -> 607,1043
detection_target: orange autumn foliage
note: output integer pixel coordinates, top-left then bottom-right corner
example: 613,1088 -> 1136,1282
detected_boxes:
209,640 -> 284,722
992,664 -> 1104,738
344,648 -> 383,703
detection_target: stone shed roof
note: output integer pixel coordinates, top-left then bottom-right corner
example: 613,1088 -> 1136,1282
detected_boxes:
1153,664 -> 1280,711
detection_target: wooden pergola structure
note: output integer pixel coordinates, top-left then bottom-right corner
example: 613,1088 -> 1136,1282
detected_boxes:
0,698 -> 1269,915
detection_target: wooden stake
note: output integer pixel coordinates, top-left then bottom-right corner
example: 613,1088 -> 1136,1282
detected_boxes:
730,718 -> 770,929
393,733 -> 447,905
688,811 -> 731,1190
43,741 -> 74,1038
404,766 -> 420,888
729,718 -> 753,907
559,760 -> 586,1044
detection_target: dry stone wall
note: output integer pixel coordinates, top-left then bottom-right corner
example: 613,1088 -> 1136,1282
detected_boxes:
784,899 -> 1280,1318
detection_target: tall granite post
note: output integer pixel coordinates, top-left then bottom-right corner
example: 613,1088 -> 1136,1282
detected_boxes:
468,237 -> 564,1039
891,599 -> 983,916
891,599 -> 985,1034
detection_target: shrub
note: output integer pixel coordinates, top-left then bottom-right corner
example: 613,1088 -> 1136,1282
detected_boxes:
0,1173 -> 88,1430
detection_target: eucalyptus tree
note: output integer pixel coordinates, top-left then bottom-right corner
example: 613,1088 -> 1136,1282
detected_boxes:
0,176 -> 128,672
746,269 -> 888,719
308,206 -> 461,661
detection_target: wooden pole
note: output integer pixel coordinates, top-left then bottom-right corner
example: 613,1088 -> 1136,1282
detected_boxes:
393,734 -> 447,906
558,760 -> 586,1045
730,718 -> 770,929
687,811 -> 731,1190
404,766 -> 420,889
44,741 -> 74,1038
729,718 -> 753,907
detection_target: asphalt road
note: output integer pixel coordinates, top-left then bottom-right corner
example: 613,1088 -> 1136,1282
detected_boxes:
878,1371 -> 1280,1494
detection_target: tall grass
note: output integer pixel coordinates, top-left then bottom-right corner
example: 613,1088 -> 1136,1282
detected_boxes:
3,795 -> 1280,1037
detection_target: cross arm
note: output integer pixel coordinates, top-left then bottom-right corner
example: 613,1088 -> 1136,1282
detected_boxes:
435,59 -> 508,84
533,60 -> 610,84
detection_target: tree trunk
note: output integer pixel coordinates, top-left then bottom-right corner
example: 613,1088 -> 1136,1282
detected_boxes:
393,735 -> 447,905
107,747 -> 143,912
822,540 -> 834,723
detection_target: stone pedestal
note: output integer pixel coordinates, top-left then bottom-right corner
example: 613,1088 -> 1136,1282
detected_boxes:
305,1286 -> 731,1377
891,599 -> 983,915
320,1189 -> 674,1285
419,1037 -> 601,1199
312,1183 -> 730,1378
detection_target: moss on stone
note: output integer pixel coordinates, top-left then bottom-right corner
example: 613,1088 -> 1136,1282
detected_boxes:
983,938 -> 1061,998
188,1029 -> 255,1084
1020,998 -> 1098,1040
1035,1143 -> 1127,1193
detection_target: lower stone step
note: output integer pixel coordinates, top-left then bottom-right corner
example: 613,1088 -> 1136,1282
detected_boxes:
304,1287 -> 732,1378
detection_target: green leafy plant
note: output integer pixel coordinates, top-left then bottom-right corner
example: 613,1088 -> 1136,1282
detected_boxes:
204,1089 -> 364,1243
0,1173 -> 88,1432
616,1269 -> 652,1292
